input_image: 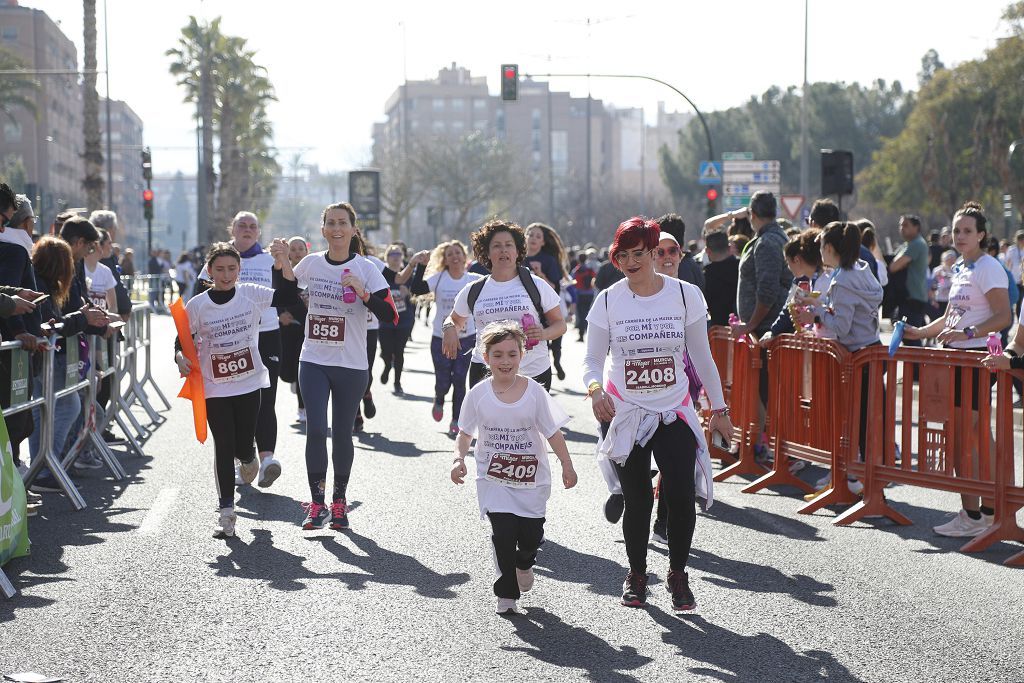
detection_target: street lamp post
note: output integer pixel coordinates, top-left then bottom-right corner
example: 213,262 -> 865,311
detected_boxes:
1008,139 -> 1023,236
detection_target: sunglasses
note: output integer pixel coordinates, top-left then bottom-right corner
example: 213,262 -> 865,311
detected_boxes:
614,248 -> 653,265
656,246 -> 681,257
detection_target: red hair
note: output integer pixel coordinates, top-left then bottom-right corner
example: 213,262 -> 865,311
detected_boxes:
609,217 -> 660,269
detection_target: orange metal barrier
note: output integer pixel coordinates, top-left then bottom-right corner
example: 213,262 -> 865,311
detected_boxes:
741,335 -> 861,512
706,326 -> 770,482
836,345 -> 1024,565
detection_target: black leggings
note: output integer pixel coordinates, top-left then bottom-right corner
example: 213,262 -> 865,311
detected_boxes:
469,361 -> 552,392
487,512 -> 545,600
206,389 -> 261,509
378,327 -> 412,384
550,337 -> 563,371
606,419 -> 697,573
255,329 -> 280,453
364,330 -> 378,397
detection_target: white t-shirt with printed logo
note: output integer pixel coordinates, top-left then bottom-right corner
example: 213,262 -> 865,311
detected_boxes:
944,253 -> 1009,349
199,251 -> 279,333
185,283 -> 273,398
451,273 -> 561,377
428,270 -> 483,338
84,261 -> 117,310
458,377 -> 570,519
292,252 -> 389,368
587,274 -> 708,413
365,254 -> 385,332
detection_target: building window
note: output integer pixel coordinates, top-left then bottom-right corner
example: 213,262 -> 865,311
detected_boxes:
432,98 -> 445,111
551,131 -> 568,177
531,130 -> 541,153
432,120 -> 446,132
473,119 -> 488,131
473,99 -> 486,110
450,98 -> 465,110
2,27 -> 17,41
532,109 -> 541,129
410,120 -> 420,130
451,120 -> 464,132
3,121 -> 21,142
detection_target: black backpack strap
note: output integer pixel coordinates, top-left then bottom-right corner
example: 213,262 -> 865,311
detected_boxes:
467,274 -> 489,314
518,266 -> 549,327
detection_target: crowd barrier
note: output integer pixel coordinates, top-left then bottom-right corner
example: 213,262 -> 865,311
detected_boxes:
705,330 -> 1024,566
1,302 -> 167,597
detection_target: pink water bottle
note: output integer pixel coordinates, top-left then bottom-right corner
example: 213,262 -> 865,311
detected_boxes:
342,268 -> 357,304
521,313 -> 539,350
987,332 -> 1003,355
729,313 -> 739,326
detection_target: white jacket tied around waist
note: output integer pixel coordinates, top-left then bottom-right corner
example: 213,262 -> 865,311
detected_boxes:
596,399 -> 714,511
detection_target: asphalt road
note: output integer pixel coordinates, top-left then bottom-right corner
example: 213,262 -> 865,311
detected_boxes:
2,313 -> 1022,683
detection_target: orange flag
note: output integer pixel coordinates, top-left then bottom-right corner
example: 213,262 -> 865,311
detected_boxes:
170,297 -> 207,443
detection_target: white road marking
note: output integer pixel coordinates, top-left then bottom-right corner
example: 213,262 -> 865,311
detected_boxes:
137,487 -> 179,536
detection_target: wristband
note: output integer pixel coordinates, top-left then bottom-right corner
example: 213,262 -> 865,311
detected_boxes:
586,381 -> 602,399
442,320 -> 456,332
359,290 -> 370,302
710,406 -> 730,417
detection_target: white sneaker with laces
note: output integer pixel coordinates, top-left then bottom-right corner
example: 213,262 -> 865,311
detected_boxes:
516,567 -> 535,593
214,508 -> 237,538
933,509 -> 993,537
788,459 -> 807,475
258,457 -> 282,488
238,458 -> 259,485
846,479 -> 864,495
495,598 -> 518,614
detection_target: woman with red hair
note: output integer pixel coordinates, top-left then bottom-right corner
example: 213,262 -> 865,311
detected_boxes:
583,216 -> 732,612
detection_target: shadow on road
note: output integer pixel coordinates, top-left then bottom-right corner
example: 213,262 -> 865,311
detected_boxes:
648,610 -> 864,682
207,528 -> 347,591
314,532 -> 470,598
501,607 -> 652,682
533,540 -> 627,597
701,499 -> 824,542
353,431 -> 448,458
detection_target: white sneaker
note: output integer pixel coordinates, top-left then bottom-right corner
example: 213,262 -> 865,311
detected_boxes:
238,458 -> 259,485
933,509 -> 993,538
815,472 -> 832,489
516,567 -> 535,593
846,479 -> 864,496
258,457 -> 282,488
296,408 -> 306,424
495,598 -> 518,614
788,459 -> 807,475
214,508 -> 237,538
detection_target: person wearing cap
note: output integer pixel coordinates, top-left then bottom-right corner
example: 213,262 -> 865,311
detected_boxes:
655,213 -> 705,290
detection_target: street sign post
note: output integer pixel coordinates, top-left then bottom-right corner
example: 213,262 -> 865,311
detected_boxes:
722,154 -> 781,213
348,170 -> 381,232
698,161 -> 722,185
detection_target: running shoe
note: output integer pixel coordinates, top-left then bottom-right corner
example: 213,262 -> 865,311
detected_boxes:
393,382 -> 404,396
363,392 -> 377,419
666,569 -> 696,612
301,501 -> 330,530
555,363 -> 566,381
651,520 -> 669,545
516,567 -> 535,592
353,415 -> 364,433
448,421 -> 459,438
214,508 -> 237,538
847,478 -> 864,496
621,570 -> 648,607
73,451 -> 104,470
604,493 -> 625,523
381,365 -> 391,384
296,408 -> 306,424
26,491 -> 42,517
29,472 -> 62,494
258,457 -> 282,488
432,400 -> 444,422
495,598 -> 518,615
329,499 -> 350,530
788,459 -> 807,474
102,429 -> 125,444
238,457 -> 259,485
933,509 -> 993,537
815,472 -> 832,489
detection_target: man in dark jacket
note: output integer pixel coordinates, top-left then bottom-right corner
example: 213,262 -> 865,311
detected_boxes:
702,230 -> 738,326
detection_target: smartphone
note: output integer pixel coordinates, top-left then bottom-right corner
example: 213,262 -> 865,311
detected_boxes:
32,294 -> 49,304
107,321 -> 126,330
711,431 -> 730,450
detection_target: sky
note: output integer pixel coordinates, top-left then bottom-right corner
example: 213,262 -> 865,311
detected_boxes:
18,0 -> 1014,178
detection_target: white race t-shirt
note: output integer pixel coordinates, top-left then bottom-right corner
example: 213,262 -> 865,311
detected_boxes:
185,283 -> 273,398
199,251 -> 279,333
427,270 -> 483,338
944,254 -> 1009,349
458,377 -> 570,519
292,252 -> 389,368
452,273 -> 561,377
587,275 -> 708,412
365,254 -> 385,332
84,261 -> 117,310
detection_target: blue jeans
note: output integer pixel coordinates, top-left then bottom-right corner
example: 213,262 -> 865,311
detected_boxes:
430,334 -> 474,424
29,353 -> 82,468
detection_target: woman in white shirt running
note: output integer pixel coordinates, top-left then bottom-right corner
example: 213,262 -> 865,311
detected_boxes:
174,240 -> 296,538
583,216 -> 732,612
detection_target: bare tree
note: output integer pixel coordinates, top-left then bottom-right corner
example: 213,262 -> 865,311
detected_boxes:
374,140 -> 426,243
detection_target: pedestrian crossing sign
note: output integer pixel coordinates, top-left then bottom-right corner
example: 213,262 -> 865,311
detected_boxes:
699,161 -> 722,185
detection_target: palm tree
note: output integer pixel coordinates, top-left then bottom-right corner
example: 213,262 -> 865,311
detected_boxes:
0,48 -> 38,124
82,0 -> 104,209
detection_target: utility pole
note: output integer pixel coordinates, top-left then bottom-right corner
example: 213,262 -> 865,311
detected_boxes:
799,0 -> 809,203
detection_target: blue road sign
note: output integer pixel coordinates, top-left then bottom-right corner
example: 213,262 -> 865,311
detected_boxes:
699,161 -> 722,185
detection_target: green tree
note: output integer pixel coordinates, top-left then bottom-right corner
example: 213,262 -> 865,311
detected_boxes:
0,48 -> 38,123
82,0 -> 104,209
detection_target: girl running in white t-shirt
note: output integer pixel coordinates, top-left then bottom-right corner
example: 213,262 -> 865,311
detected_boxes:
175,240 -> 297,537
451,321 -> 577,615
293,203 -> 397,531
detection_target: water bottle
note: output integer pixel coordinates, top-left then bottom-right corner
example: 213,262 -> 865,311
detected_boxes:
987,332 -> 1003,356
521,313 -> 539,350
342,268 -> 356,304
728,313 -> 739,326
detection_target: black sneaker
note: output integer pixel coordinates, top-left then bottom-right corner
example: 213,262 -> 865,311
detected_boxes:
363,392 -> 377,419
667,569 -> 696,611
102,429 -> 125,444
353,415 -> 364,433
604,493 -> 624,523
555,363 -> 566,381
380,366 -> 390,384
301,501 -> 330,530
30,472 -> 63,494
330,499 -> 350,530
621,570 -> 648,607
651,519 -> 669,545
393,382 -> 404,396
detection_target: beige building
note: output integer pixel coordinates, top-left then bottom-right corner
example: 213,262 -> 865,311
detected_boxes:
101,97 -> 145,248
0,2 -> 85,227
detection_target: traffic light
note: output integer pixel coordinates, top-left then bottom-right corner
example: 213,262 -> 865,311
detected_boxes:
706,187 -> 718,216
141,147 -> 152,181
142,188 -> 154,221
501,64 -> 518,101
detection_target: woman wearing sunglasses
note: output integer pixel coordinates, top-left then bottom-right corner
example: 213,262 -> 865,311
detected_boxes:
584,216 -> 731,612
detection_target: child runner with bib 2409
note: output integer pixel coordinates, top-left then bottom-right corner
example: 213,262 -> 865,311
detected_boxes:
451,320 -> 577,615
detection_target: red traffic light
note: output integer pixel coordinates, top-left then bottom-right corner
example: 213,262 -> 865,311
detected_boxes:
706,188 -> 718,201
142,189 -> 154,201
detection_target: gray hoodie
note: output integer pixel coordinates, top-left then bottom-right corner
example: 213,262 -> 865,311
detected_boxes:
819,260 -> 883,352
